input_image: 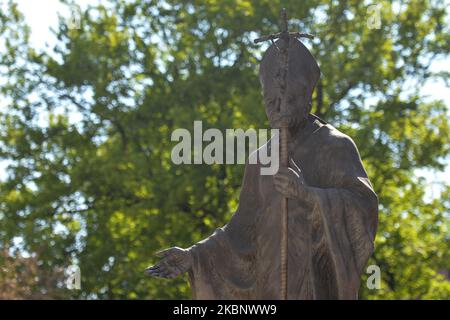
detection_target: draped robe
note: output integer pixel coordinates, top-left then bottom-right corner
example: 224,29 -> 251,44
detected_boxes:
188,115 -> 378,299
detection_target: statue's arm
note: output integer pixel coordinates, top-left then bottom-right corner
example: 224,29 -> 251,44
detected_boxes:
274,136 -> 378,266
274,136 -> 377,213
146,160 -> 261,279
188,159 -> 262,256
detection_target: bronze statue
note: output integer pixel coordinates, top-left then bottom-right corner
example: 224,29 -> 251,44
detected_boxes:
146,11 -> 378,300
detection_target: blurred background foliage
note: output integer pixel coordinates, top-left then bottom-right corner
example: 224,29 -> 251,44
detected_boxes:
0,0 -> 449,299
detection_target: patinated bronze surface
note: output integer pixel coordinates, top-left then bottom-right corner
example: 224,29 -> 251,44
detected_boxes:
146,34 -> 378,300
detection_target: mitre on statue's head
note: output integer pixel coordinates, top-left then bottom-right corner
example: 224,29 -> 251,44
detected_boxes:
259,37 -> 321,110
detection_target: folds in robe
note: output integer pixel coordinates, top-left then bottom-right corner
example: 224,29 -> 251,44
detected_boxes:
188,116 -> 378,299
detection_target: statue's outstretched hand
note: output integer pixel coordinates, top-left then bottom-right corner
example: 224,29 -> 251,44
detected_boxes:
145,247 -> 192,279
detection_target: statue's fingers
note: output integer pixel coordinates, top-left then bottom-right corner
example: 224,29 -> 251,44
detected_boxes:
274,175 -> 290,185
148,262 -> 165,271
273,178 -> 282,188
273,180 -> 287,193
273,176 -> 286,186
152,260 -> 168,270
149,265 -> 171,278
274,172 -> 287,180
146,269 -> 162,277
144,266 -> 156,273
158,262 -> 176,274
277,170 -> 292,179
149,260 -> 172,275
144,264 -> 160,274
158,269 -> 174,279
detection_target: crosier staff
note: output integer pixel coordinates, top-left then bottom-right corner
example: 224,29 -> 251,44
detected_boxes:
254,8 -> 314,300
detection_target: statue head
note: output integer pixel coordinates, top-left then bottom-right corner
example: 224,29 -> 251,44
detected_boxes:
259,38 -> 320,129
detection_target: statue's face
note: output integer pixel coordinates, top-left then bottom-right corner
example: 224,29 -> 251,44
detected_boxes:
263,79 -> 310,129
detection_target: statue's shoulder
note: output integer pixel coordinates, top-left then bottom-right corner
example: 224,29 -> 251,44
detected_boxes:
317,123 -> 360,156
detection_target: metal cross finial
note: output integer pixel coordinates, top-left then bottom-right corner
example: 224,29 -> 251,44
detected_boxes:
253,8 -> 314,45
281,7 -> 288,33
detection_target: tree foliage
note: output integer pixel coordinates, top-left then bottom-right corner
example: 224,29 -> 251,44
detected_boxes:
0,0 -> 449,299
